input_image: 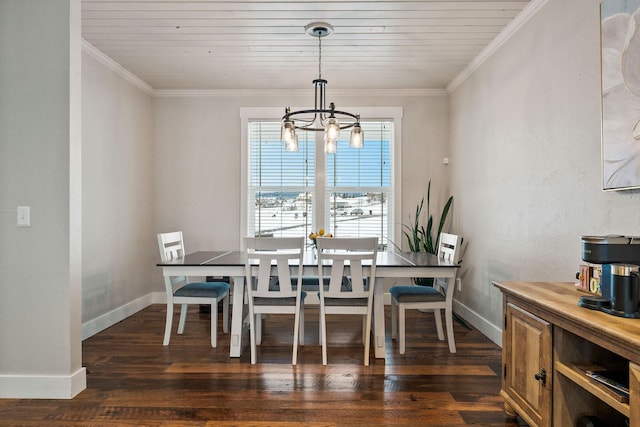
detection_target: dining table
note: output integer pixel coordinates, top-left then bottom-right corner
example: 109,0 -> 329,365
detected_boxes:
157,249 -> 461,359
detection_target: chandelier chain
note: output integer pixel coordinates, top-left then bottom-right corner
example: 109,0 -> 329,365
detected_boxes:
318,34 -> 322,80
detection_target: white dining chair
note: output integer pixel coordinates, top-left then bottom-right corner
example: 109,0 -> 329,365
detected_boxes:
389,232 -> 462,354
244,236 -> 306,365
316,236 -> 378,366
157,231 -> 230,347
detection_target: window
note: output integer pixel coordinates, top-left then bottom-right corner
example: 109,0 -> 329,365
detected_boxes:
326,122 -> 393,244
241,107 -> 402,248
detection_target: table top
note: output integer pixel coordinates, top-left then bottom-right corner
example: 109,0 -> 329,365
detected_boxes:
157,250 -> 461,269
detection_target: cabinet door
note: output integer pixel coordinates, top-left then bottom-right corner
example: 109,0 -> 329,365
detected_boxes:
503,302 -> 552,426
631,363 -> 640,427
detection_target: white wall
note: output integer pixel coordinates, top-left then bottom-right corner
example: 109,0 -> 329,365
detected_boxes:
81,48 -> 156,336
449,0 -> 640,343
0,0 -> 85,398
153,91 -> 450,289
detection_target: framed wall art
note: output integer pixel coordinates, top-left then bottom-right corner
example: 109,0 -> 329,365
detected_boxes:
601,0 -> 640,190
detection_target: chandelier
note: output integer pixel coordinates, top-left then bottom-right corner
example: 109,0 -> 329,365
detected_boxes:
281,22 -> 363,153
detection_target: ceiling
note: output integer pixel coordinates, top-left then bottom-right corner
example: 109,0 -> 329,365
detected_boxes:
81,0 -> 532,92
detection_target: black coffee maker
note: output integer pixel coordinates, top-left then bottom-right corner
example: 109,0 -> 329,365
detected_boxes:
580,235 -> 640,318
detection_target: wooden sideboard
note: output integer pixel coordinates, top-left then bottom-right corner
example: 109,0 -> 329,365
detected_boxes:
493,281 -> 640,427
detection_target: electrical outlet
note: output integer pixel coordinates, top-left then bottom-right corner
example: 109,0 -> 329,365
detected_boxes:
457,278 -> 461,292
17,206 -> 30,227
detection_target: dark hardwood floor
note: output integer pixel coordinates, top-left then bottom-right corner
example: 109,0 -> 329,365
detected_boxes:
0,305 -> 527,426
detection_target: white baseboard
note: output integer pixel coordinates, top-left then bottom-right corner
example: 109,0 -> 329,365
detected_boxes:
0,367 -> 87,399
81,292 -> 166,340
453,299 -> 502,346
0,293 -> 165,399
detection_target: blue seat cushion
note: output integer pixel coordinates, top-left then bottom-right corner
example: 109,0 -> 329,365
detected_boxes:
254,291 -> 307,306
174,281 -> 230,298
269,276 -> 310,291
320,296 -> 368,306
389,285 -> 444,303
282,276 -> 329,291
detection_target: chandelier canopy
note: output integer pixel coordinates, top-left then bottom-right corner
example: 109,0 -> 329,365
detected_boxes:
281,22 -> 363,153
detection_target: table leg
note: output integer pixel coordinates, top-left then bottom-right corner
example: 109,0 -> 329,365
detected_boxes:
373,277 -> 386,359
229,275 -> 245,357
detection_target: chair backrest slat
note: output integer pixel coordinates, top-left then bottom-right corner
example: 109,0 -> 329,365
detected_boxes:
327,259 -> 346,293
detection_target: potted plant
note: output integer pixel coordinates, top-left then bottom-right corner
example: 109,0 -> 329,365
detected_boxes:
401,180 -> 453,285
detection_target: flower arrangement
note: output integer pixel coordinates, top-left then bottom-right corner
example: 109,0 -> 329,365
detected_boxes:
308,228 -> 332,248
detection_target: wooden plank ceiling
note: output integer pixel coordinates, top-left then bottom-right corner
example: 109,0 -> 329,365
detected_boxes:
81,0 -> 531,91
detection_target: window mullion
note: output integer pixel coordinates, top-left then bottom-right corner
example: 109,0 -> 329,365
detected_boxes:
315,131 -> 325,233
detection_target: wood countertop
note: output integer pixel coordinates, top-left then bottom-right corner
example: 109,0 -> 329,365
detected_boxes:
493,281 -> 640,365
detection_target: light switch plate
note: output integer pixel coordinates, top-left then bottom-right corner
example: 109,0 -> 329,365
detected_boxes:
17,206 -> 30,227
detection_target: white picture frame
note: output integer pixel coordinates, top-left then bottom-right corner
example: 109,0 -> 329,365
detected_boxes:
601,0 -> 640,190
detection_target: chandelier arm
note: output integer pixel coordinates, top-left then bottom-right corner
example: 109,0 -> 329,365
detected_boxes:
330,110 -> 360,121
295,125 -> 326,132
284,109 -> 360,131
284,109 -> 359,120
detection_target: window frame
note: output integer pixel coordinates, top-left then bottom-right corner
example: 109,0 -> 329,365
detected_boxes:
240,106 -> 403,250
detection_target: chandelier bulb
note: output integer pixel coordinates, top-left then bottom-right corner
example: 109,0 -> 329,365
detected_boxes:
325,117 -> 340,140
349,123 -> 364,148
282,120 -> 295,144
285,134 -> 299,152
324,138 -> 337,154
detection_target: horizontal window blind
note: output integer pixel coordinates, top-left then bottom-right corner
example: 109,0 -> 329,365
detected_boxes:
248,122 -> 314,238
326,121 -> 393,246
327,122 -> 392,188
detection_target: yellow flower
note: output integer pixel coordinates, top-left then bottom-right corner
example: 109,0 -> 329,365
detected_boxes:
309,229 -> 331,247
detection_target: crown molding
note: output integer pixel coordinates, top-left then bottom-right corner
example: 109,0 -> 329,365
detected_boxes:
334,88 -> 448,97
153,88 -> 447,98
446,0 -> 550,94
154,89 -> 279,98
81,39 -> 154,96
